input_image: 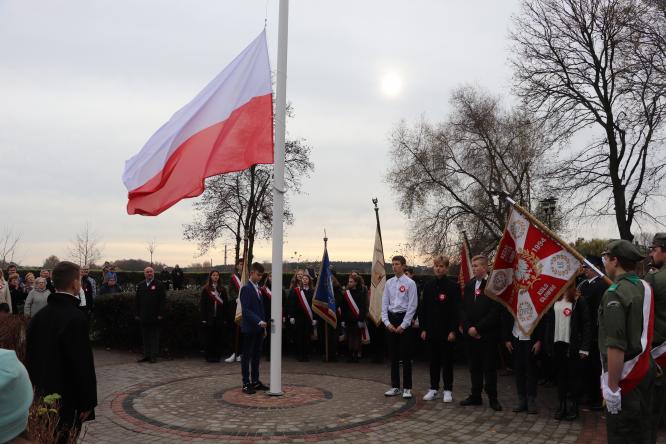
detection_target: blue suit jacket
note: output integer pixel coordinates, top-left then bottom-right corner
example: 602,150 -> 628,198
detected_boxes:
240,281 -> 265,334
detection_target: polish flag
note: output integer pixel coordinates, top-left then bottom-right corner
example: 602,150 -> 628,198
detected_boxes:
122,31 -> 273,216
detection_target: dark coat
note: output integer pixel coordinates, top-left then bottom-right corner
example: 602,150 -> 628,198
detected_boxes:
578,277 -> 608,347
200,285 -> 227,323
99,283 -> 123,295
459,278 -> 502,341
287,287 -> 314,326
341,287 -> 368,323
240,281 -> 265,334
81,277 -> 95,310
135,279 -> 166,323
26,293 -> 97,425
420,276 -> 460,339
543,297 -> 592,356
10,287 -> 25,314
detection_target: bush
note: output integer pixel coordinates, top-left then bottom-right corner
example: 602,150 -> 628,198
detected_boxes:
92,289 -> 201,356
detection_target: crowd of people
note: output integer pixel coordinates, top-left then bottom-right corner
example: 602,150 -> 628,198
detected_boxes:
1,233 -> 665,443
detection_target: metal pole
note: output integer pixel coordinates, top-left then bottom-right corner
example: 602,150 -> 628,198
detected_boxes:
269,0 -> 289,396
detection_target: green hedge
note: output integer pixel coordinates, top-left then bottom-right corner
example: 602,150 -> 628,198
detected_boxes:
92,289 -> 201,355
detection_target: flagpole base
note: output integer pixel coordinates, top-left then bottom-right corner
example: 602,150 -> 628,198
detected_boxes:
267,391 -> 284,396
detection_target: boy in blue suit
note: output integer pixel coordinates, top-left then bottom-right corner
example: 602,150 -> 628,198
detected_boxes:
241,262 -> 269,394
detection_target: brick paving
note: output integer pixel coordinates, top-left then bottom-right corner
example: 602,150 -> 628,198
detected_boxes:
81,348 -> 665,443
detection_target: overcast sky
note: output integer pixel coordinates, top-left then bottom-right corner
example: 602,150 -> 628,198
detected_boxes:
1,0 -> 660,268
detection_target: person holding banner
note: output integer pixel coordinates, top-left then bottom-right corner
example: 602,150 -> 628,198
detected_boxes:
381,255 -> 418,399
288,273 -> 315,362
647,233 -> 666,443
459,255 -> 503,411
342,274 -> 368,363
200,270 -> 227,363
420,255 -> 460,403
599,240 -> 655,443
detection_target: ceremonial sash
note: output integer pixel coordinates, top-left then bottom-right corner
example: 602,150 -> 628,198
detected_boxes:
344,290 -> 360,319
231,274 -> 241,291
207,289 -> 224,305
602,280 -> 654,393
361,323 -> 371,344
261,286 -> 272,300
296,287 -> 313,321
652,341 -> 666,368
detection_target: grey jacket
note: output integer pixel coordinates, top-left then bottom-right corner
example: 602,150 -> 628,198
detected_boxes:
24,288 -> 51,317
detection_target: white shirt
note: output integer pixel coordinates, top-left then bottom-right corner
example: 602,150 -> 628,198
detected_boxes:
512,319 -> 531,341
381,274 -> 418,330
78,288 -> 87,307
554,300 -> 573,343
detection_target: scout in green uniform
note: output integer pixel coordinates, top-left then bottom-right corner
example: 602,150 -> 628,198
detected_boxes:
599,240 -> 655,444
647,233 -> 666,444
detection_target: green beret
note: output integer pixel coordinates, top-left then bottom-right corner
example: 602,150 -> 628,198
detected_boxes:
602,239 -> 644,261
651,233 -> 666,249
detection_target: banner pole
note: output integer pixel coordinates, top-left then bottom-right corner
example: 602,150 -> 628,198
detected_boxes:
504,196 -> 612,285
269,0 -> 289,397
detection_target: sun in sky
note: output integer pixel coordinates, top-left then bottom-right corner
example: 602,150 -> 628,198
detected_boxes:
380,70 -> 403,98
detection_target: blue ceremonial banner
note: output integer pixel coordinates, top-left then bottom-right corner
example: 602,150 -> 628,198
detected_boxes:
312,245 -> 337,328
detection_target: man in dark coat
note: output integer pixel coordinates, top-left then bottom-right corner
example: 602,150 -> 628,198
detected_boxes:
135,267 -> 166,363
459,255 -> 503,411
240,262 -> 268,394
26,261 -> 97,439
171,264 -> 184,290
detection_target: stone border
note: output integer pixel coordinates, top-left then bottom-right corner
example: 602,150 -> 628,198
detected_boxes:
115,373 -> 417,438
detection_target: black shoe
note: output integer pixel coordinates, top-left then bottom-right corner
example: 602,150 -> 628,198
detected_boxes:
242,384 -> 256,394
252,381 -> 269,391
527,397 -> 538,414
459,395 -> 482,406
489,398 -> 503,411
554,401 -> 566,420
565,401 -> 578,420
137,357 -> 150,363
512,398 -> 527,413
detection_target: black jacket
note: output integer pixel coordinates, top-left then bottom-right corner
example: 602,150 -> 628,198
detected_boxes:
200,286 -> 227,323
26,293 -> 97,424
341,287 -> 368,323
287,287 -> 314,326
578,277 -> 608,347
420,276 -> 460,339
543,297 -> 591,356
135,279 -> 166,323
459,278 -> 502,340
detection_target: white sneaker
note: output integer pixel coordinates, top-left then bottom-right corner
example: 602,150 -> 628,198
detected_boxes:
224,353 -> 236,363
235,354 -> 242,362
384,387 -> 401,396
443,390 -> 453,403
423,389 -> 438,401
402,389 -> 413,399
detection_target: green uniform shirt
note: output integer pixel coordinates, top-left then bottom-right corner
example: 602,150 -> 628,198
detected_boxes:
598,272 -> 646,371
646,267 -> 666,346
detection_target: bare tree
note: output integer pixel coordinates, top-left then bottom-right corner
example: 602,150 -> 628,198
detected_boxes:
146,239 -> 156,267
387,86 -> 554,256
511,0 -> 666,241
69,223 -> 103,267
0,227 -> 20,268
184,137 -> 313,264
42,255 -> 60,269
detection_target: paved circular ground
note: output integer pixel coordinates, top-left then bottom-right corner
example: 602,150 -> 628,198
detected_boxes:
112,372 -> 415,438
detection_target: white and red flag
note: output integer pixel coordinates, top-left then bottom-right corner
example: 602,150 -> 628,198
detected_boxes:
485,204 -> 580,335
458,233 -> 472,292
122,31 -> 273,216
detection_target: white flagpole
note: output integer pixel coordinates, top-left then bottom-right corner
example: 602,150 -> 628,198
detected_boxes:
268,0 -> 289,396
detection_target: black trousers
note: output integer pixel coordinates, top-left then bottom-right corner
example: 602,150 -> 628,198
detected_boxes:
553,341 -> 581,402
140,322 -> 160,359
203,320 -> 224,362
241,331 -> 263,385
465,335 -> 497,399
427,336 -> 454,391
386,312 -> 412,389
513,338 -> 537,400
294,321 -> 312,360
584,343 -> 602,405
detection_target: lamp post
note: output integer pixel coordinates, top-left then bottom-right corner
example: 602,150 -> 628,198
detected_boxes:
540,197 -> 558,229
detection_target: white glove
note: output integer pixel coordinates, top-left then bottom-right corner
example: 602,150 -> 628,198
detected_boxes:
312,320 -> 318,326
601,375 -> 622,414
289,318 -> 295,325
357,321 -> 365,329
341,321 -> 346,328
